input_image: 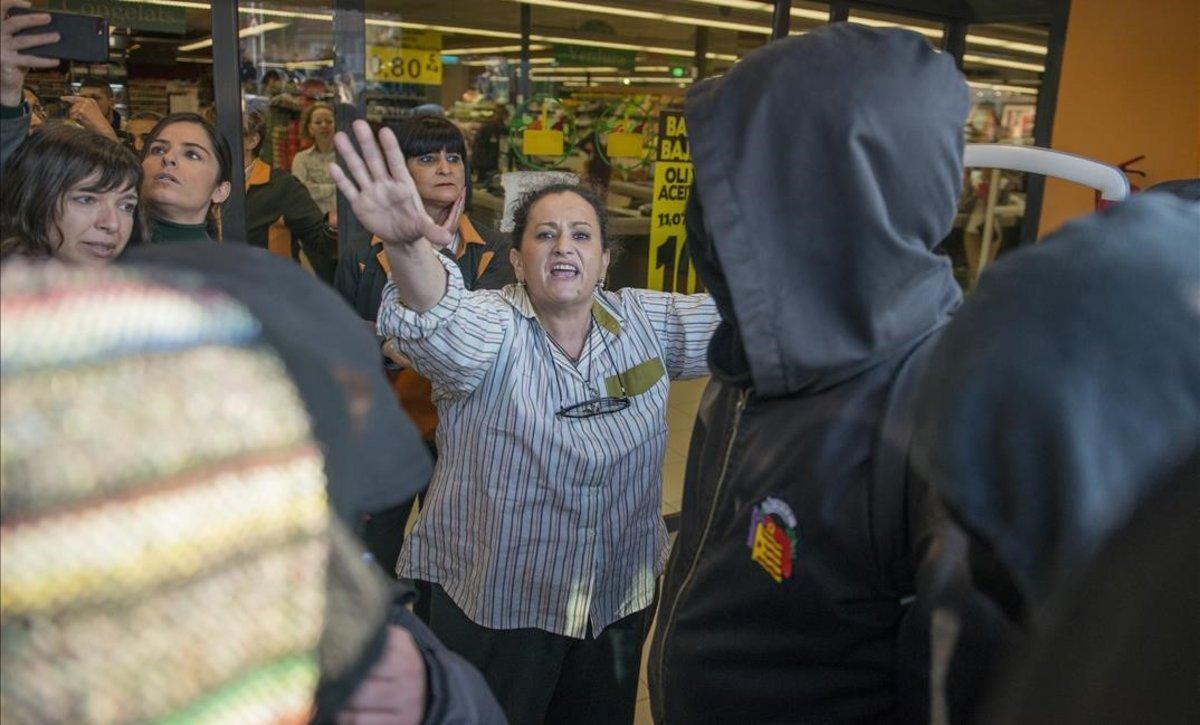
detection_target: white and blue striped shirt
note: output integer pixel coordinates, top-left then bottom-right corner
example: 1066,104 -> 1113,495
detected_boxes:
378,253 -> 718,637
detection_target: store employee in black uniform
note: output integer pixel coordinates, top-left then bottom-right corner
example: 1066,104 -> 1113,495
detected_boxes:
243,110 -> 338,282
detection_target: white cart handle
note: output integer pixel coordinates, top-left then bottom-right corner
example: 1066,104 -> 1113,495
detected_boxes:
964,144 -> 1130,202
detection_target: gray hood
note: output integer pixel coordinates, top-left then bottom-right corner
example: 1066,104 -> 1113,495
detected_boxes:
913,193 -> 1200,608
685,24 -> 966,396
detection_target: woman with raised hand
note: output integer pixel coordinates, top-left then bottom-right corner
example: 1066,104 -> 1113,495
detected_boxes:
330,118 -> 717,724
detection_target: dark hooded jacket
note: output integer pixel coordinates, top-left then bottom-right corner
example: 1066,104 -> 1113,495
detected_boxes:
648,25 -> 966,723
905,193 -> 1200,723
983,453 -> 1200,725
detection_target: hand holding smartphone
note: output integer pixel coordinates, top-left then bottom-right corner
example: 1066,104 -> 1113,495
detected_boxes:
0,0 -> 61,107
9,6 -> 108,64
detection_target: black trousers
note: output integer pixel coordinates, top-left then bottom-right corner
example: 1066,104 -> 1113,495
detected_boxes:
424,583 -> 649,725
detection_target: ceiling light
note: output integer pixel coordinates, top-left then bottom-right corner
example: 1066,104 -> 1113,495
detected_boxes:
364,19 -> 521,39
502,0 -> 771,35
533,75 -> 692,84
685,0 -> 828,22
262,59 -> 336,69
127,1 -> 740,63
442,44 -> 550,55
460,57 -> 556,66
965,35 -> 1047,55
963,53 -> 1044,72
685,0 -> 1047,56
177,21 -> 290,52
532,33 -> 737,61
535,66 -> 621,73
967,81 -> 1038,96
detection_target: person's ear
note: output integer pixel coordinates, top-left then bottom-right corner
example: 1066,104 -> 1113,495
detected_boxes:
211,181 -> 232,205
509,246 -> 524,283
601,247 -> 611,276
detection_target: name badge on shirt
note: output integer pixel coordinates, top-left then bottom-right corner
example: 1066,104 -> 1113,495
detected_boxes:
604,357 -> 665,398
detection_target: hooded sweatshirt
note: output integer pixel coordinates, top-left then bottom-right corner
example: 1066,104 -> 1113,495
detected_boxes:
905,194 -> 1200,722
649,24 -> 965,723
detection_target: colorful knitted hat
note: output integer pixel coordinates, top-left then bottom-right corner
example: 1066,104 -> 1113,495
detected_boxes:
1,261 -> 391,723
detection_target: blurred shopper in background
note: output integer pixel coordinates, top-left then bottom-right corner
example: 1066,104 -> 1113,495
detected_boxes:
292,101 -> 338,216
126,110 -> 163,154
242,109 -> 337,282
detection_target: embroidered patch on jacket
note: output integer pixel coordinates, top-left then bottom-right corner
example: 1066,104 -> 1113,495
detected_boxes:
747,497 -> 799,583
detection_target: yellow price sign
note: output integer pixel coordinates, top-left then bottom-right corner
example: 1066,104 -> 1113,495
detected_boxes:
522,104 -> 564,157
607,113 -> 643,158
367,45 -> 443,86
648,161 -> 701,293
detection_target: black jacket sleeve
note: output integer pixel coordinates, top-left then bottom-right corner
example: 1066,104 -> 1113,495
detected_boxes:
0,106 -> 31,178
471,221 -> 516,291
280,173 -> 337,283
389,606 -> 507,724
334,241 -> 365,311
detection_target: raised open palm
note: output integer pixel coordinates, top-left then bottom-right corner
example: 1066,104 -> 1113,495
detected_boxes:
329,120 -> 457,249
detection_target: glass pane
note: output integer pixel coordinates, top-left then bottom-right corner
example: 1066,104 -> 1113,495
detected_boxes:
955,22 -> 1048,289
23,0 -> 215,154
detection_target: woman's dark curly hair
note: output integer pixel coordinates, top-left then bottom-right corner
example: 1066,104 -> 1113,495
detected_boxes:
1,123 -> 144,260
510,183 -> 614,252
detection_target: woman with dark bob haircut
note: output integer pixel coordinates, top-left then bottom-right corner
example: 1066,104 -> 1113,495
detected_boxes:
332,118 -> 719,724
1,123 -> 143,265
139,112 -> 232,245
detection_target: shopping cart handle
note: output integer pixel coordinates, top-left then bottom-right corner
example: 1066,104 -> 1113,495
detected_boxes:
964,144 -> 1131,202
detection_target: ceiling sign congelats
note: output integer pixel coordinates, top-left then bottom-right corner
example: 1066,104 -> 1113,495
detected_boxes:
367,30 -> 443,86
554,44 -> 636,71
51,0 -> 186,34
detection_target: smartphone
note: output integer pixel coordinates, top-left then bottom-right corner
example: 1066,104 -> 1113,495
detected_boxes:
10,8 -> 109,64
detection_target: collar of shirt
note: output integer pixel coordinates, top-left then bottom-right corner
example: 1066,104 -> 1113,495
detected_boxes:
500,284 -> 624,339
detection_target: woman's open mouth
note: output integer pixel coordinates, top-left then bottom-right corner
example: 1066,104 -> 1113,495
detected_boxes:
550,263 -> 579,279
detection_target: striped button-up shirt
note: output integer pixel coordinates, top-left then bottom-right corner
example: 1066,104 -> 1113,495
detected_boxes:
378,253 -> 718,637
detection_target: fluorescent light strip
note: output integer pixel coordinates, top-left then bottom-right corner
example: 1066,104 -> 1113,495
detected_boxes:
262,59 -> 336,69
502,0 -> 770,35
534,66 -> 621,73
685,0 -> 828,22
847,14 -> 941,39
177,21 -> 290,52
459,57 -> 557,66
442,44 -> 550,55
363,18 -> 520,39
532,75 -> 687,83
532,33 -> 737,61
963,53 -> 1045,72
126,1 -> 738,63
965,34 -> 1047,55
685,0 -> 1047,56
967,80 -> 1038,96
